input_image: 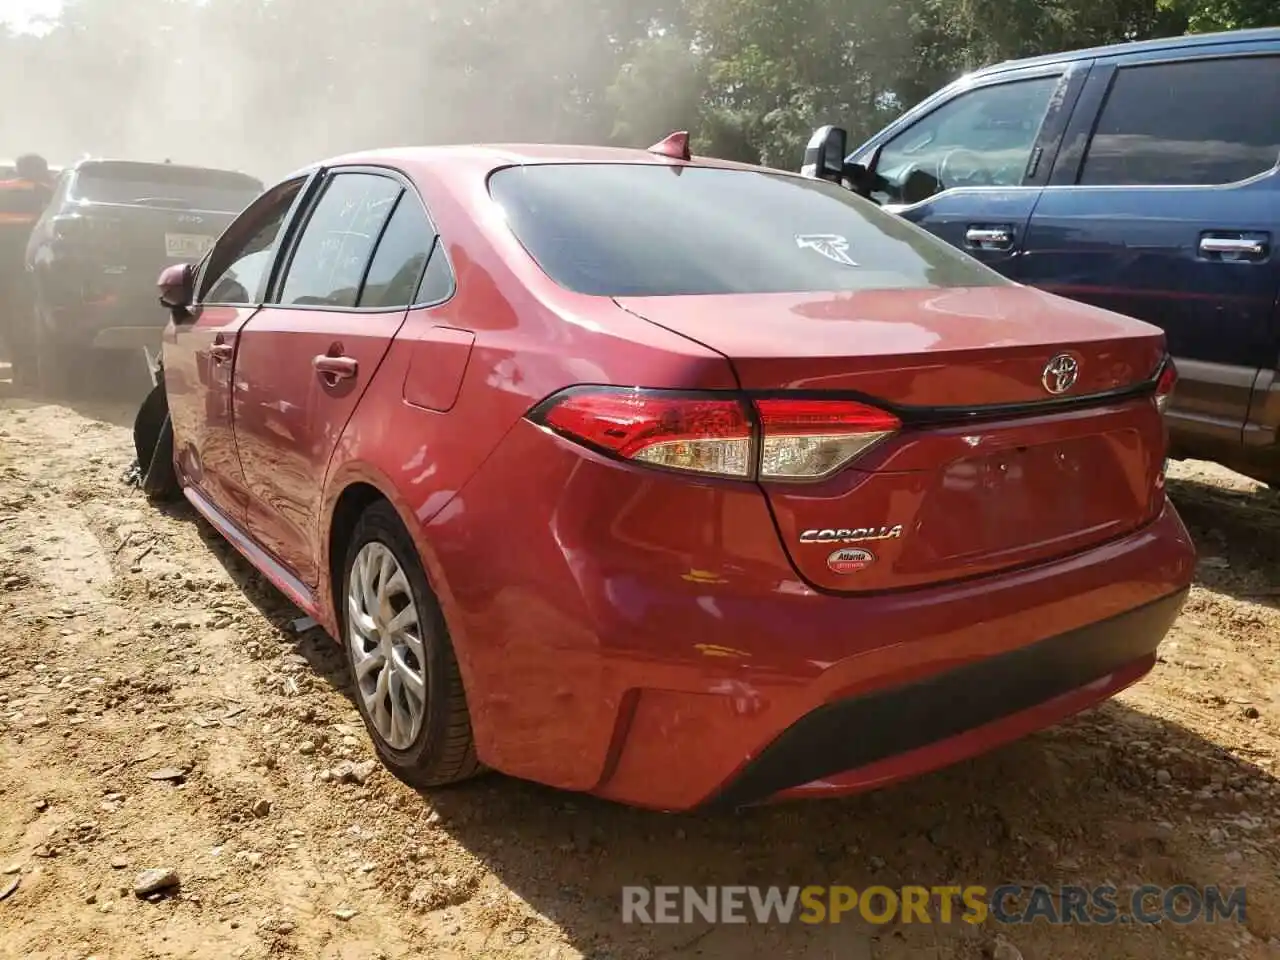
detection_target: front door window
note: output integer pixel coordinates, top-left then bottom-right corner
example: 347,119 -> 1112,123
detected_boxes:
870,76 -> 1061,205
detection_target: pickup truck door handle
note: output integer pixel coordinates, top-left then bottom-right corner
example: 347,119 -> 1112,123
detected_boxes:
1199,234 -> 1269,260
965,226 -> 1014,250
313,354 -> 358,381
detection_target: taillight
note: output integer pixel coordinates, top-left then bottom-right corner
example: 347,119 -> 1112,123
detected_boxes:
754,398 -> 900,479
530,388 -> 900,481
535,389 -> 753,477
1155,357 -> 1177,414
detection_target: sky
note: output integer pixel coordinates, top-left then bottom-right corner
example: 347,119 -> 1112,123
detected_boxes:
0,0 -> 62,33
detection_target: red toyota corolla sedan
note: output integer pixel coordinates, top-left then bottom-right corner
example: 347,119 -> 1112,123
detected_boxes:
136,134 -> 1195,811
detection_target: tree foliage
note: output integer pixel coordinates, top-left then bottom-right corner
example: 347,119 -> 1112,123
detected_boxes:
0,0 -> 1275,178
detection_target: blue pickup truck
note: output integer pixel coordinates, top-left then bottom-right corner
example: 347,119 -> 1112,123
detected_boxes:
801,27 -> 1280,485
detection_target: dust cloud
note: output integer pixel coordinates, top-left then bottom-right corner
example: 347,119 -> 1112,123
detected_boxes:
0,0 -> 628,182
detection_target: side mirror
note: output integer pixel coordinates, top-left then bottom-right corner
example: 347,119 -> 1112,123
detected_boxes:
801,125 -> 848,182
157,262 -> 195,316
845,142 -> 888,201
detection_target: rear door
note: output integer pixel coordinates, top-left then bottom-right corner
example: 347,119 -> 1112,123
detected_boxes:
164,175 -> 314,524
850,62 -> 1090,275
1021,48 -> 1280,446
232,168 -> 434,585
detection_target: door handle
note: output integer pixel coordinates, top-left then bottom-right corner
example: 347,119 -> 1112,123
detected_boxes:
1199,235 -> 1268,259
313,354 -> 358,381
209,343 -> 233,363
965,226 -> 1013,250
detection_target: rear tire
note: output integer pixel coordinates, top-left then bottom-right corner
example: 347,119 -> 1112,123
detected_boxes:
340,501 -> 482,788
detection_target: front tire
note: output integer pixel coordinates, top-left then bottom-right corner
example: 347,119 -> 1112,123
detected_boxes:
340,501 -> 482,788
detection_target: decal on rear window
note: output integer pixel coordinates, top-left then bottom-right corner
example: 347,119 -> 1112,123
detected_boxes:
795,233 -> 858,266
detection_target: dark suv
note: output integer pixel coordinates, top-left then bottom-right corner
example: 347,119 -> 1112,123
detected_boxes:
21,159 -> 262,392
802,27 -> 1280,485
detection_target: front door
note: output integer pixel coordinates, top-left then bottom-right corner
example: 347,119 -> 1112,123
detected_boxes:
856,65 -> 1087,277
164,176 -> 312,522
1021,52 -> 1280,442
233,170 -> 434,585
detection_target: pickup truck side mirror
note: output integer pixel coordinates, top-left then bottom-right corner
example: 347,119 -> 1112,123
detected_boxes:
801,125 -> 848,183
157,262 -> 195,320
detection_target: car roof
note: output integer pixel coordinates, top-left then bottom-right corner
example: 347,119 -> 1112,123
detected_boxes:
289,142 -> 778,181
978,26 -> 1280,77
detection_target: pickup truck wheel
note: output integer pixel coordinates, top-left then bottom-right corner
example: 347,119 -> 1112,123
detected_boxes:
340,501 -> 483,789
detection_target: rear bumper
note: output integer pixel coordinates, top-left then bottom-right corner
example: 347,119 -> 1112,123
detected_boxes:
38,275 -> 164,351
708,586 -> 1186,808
424,419 -> 1197,811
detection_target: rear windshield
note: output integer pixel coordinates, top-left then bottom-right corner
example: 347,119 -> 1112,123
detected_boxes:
71,162 -> 263,212
487,163 -> 1009,296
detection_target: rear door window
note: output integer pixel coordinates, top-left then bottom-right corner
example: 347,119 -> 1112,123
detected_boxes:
488,163 -> 1009,297
1080,56 -> 1280,186
276,173 -> 401,308
357,191 -> 443,309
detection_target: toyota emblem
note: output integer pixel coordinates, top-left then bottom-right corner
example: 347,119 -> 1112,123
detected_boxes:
1041,354 -> 1079,395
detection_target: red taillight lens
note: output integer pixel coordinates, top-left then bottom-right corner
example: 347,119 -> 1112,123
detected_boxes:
536,389 -> 753,477
754,398 -> 901,479
532,389 -> 900,481
1155,357 -> 1177,414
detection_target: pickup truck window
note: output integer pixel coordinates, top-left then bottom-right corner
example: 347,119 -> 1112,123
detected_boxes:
869,75 -> 1059,205
1080,55 -> 1280,187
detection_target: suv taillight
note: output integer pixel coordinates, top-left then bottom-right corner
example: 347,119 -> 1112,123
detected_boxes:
1155,357 -> 1178,414
530,388 -> 900,481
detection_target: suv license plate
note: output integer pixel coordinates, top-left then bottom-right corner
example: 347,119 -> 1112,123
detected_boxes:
165,233 -> 214,258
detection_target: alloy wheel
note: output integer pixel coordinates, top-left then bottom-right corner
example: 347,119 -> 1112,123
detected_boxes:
347,541 -> 427,750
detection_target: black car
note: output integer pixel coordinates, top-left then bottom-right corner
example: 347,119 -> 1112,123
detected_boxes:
22,159 -> 262,392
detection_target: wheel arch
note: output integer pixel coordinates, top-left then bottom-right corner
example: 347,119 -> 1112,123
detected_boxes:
320,466 -> 473,683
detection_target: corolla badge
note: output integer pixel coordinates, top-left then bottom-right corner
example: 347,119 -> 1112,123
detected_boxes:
795,233 -> 858,266
1042,353 -> 1080,395
800,525 -> 902,544
827,548 -> 875,574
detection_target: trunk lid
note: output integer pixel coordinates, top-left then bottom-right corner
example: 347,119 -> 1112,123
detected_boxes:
616,286 -> 1169,592
615,286 -> 1165,403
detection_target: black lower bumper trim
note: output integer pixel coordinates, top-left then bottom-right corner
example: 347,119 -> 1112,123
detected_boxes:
707,588 -> 1188,809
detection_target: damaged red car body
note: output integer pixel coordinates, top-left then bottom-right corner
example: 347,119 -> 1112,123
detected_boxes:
133,138 -> 1195,811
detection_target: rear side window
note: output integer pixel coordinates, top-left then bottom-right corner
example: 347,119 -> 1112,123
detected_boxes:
357,191 -> 440,309
488,164 -> 1008,297
278,173 -> 401,308
71,161 -> 263,212
1080,56 -> 1280,186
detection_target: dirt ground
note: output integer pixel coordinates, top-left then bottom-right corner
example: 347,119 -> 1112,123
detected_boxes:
0,385 -> 1278,960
